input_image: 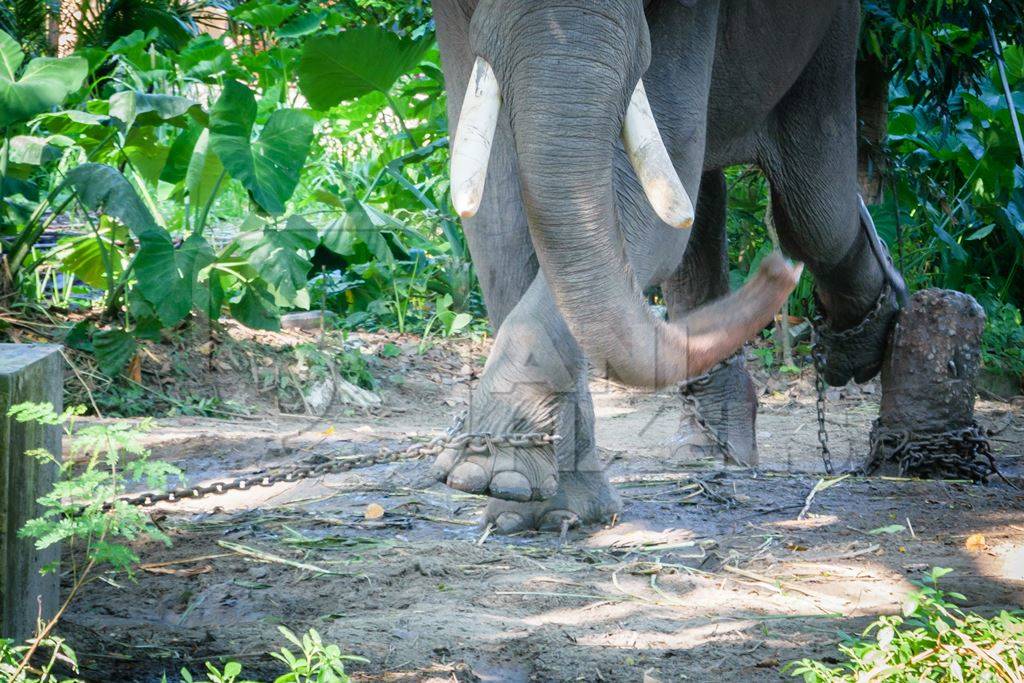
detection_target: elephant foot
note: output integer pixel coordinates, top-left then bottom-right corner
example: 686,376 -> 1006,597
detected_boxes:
813,279 -> 904,386
813,200 -> 908,386
484,470 -> 621,533
668,351 -> 758,466
431,401 -> 559,502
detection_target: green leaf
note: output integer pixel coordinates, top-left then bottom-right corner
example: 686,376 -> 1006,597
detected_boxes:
230,283 -> 280,331
177,233 -> 219,320
185,129 -> 225,210
161,123 -> 202,185
64,164 -> 187,325
108,91 -> 206,131
93,328 -> 137,376
965,224 -> 994,241
209,81 -> 314,215
123,127 -> 170,186
868,524 -> 905,535
321,192 -> 393,263
0,30 -> 88,127
230,0 -> 298,28
238,215 -> 317,306
297,27 -> 432,109
7,135 -> 64,165
277,11 -> 326,39
52,232 -> 125,289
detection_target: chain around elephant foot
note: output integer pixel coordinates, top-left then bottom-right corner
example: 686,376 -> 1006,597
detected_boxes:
669,351 -> 758,467
484,469 -> 621,533
430,400 -> 560,502
812,197 -> 908,387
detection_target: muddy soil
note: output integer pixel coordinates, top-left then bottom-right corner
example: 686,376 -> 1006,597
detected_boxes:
58,331 -> 1024,682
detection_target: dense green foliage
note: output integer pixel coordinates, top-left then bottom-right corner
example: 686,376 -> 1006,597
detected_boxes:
0,0 -> 1022,380
787,568 -> 1024,681
1,0 -> 469,378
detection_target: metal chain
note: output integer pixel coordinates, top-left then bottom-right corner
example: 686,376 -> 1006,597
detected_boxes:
678,353 -> 742,465
809,282 -> 893,477
105,415 -> 557,510
810,343 -> 834,475
864,421 -> 1001,483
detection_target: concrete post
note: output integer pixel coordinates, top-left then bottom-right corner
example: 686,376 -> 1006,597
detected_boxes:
0,344 -> 62,642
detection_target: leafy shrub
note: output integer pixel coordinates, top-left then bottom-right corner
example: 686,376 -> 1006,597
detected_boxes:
787,568 -> 1024,681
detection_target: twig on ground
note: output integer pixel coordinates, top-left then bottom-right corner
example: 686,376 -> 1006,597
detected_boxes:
217,540 -> 341,575
721,564 -> 846,605
797,474 -> 850,520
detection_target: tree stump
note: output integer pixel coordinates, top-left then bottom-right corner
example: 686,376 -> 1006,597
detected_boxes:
868,289 -> 993,480
0,344 -> 62,641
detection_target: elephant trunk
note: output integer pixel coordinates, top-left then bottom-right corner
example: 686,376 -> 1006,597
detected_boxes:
451,48 -> 801,389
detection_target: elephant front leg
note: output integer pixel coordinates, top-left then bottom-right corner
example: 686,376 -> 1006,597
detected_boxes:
430,276 -> 621,532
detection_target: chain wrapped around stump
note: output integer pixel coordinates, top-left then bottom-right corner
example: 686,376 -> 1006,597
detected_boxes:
864,288 -> 996,481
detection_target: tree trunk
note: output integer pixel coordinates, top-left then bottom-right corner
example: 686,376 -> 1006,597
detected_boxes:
867,289 -> 994,481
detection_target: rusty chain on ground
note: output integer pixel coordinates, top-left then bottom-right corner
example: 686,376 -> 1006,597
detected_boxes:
104,413 -> 558,510
809,282 -> 896,476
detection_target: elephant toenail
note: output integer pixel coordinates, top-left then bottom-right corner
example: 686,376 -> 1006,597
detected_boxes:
493,511 -> 527,534
430,449 -> 458,482
538,475 -> 559,499
447,462 -> 489,493
538,510 -> 579,532
488,471 -> 533,502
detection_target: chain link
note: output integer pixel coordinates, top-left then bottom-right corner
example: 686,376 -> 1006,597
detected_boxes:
810,343 -> 834,476
864,421 -> 1000,483
678,352 -> 743,465
105,415 -> 557,510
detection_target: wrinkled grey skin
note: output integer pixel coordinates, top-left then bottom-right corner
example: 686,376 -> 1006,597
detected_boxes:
431,0 -> 890,532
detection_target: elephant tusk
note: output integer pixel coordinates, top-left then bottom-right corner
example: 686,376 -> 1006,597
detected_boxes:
450,57 -> 501,219
622,80 -> 695,229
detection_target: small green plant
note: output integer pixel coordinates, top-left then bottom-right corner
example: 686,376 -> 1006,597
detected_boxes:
0,634 -> 79,683
5,402 -> 182,680
786,567 -> 1024,681
178,627 -> 367,683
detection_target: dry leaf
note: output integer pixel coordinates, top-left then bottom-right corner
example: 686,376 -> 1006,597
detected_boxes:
128,354 -> 142,383
365,503 -> 385,520
965,533 -> 987,552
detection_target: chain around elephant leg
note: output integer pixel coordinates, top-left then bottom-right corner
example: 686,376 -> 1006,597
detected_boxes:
671,350 -> 758,467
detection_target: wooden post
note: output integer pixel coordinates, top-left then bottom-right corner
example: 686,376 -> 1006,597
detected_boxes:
0,344 -> 62,642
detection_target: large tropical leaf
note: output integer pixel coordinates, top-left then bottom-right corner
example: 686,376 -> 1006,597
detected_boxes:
0,30 -> 87,127
108,90 -> 205,131
229,0 -> 297,28
237,214 -> 318,307
209,81 -> 314,215
184,128 -> 225,210
297,27 -> 432,109
230,282 -> 280,331
64,163 -> 190,325
93,327 -> 138,376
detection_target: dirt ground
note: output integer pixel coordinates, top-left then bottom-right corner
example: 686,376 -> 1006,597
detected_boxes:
58,328 -> 1024,682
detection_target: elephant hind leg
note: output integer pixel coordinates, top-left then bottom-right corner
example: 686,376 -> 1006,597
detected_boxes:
662,170 -> 759,467
757,1 -> 903,387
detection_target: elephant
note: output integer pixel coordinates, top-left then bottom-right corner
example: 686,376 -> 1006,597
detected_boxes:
430,0 -> 907,532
